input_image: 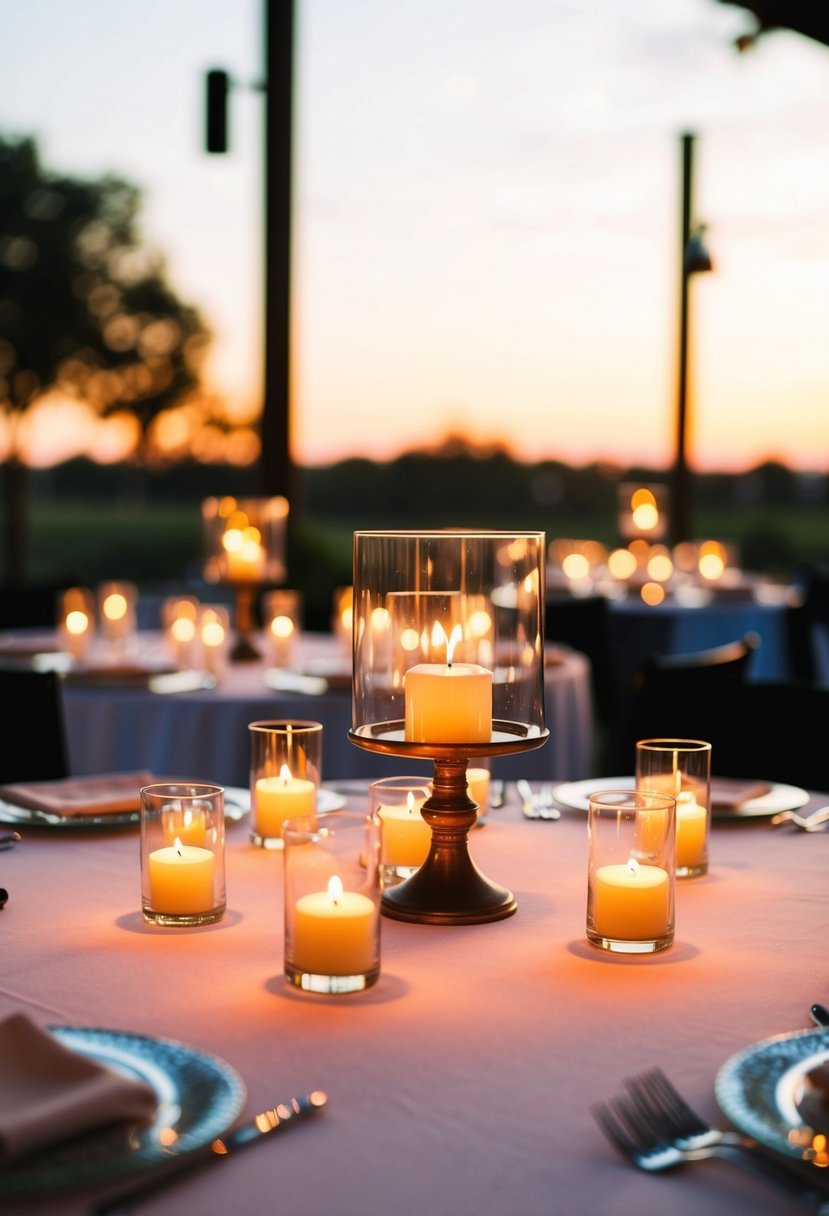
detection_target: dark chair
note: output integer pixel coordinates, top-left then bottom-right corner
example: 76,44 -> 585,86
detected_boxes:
0,578 -> 78,630
698,680 -> 829,792
787,562 -> 829,683
603,633 -> 760,774
545,594 -> 619,728
0,665 -> 69,783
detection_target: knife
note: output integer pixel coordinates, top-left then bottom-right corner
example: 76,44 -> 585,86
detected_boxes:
93,1091 -> 328,1214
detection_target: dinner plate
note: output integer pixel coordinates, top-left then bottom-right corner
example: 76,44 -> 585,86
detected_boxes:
0,785 -> 252,831
549,776 -> 811,819
1,1025 -> 246,1197
0,785 -> 344,830
715,1027 -> 829,1158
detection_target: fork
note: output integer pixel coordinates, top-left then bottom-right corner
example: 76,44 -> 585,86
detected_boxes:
516,780 -> 561,821
592,1067 -> 829,1211
771,806 -> 829,831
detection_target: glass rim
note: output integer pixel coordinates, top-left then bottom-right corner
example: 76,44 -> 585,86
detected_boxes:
587,789 -> 677,810
139,782 -> 224,798
248,719 -> 323,734
353,529 -> 545,540
635,738 -> 712,752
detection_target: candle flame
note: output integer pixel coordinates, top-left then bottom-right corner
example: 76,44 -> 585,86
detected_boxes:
406,791 -> 415,815
626,857 -> 640,875
327,875 -> 344,905
103,592 -> 128,621
279,763 -> 292,784
271,615 -> 295,639
431,621 -> 464,667
65,609 -> 89,636
174,836 -> 183,856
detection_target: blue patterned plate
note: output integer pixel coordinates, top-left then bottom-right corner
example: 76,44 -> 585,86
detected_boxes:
1,1026 -> 246,1197
716,1027 -> 829,1158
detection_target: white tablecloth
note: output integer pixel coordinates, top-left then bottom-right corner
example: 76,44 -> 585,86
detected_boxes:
61,634 -> 594,786
1,783 -> 827,1215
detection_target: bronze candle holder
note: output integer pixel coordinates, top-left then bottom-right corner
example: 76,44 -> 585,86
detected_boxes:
350,529 -> 548,926
350,724 -> 547,924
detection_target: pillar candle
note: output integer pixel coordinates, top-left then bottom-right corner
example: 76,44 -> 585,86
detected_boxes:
379,792 -> 431,867
255,764 -> 316,838
592,859 -> 670,940
291,877 -> 376,975
467,767 -> 491,814
148,838 -> 215,914
675,792 -> 707,869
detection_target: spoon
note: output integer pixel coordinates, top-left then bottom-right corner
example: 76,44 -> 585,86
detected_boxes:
810,1003 -> 829,1028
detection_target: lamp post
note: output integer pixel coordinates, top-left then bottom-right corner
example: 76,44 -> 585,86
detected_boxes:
671,131 -> 713,546
204,0 -> 297,512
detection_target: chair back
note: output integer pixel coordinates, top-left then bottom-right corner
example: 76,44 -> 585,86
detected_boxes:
603,633 -> 759,773
700,680 -> 829,791
545,594 -> 619,727
0,665 -> 69,783
787,562 -> 829,683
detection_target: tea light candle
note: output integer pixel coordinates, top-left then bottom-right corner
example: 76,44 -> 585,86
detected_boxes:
379,792 -> 432,867
148,837 -> 214,914
255,764 -> 315,838
292,876 -> 376,975
268,614 -> 295,666
223,526 -> 265,582
592,858 -> 670,940
467,767 -> 491,814
404,624 -> 492,743
675,792 -> 707,870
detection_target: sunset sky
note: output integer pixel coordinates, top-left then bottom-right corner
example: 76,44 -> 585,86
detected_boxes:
4,0 -> 829,472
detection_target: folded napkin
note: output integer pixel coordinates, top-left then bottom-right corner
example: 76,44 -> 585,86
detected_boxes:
0,1014 -> 157,1164
0,771 -> 154,818
797,1061 -> 829,1134
709,777 -> 772,811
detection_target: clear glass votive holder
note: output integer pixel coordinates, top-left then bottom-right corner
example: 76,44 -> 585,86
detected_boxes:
97,581 -> 138,649
467,761 -> 491,824
58,586 -> 96,661
162,596 -> 201,669
283,810 -> 382,994
198,604 -> 231,678
263,589 -> 303,667
249,720 -> 323,849
586,790 -> 676,955
370,775 -> 433,885
140,783 -> 226,926
635,738 -> 712,878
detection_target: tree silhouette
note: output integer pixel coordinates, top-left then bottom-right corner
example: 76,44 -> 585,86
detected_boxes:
0,134 -> 210,581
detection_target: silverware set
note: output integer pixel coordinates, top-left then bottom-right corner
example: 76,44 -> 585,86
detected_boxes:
516,780 -> 561,820
593,1065 -> 829,1212
771,805 -> 829,831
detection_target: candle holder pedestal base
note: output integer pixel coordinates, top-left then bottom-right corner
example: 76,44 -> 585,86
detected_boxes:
228,582 -> 262,662
349,723 -> 548,925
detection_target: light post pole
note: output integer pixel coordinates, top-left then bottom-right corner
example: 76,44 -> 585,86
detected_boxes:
671,131 -> 713,546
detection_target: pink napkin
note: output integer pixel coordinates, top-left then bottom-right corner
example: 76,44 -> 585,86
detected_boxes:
798,1061 -> 829,1134
0,1014 -> 157,1164
709,777 -> 772,811
0,771 -> 154,818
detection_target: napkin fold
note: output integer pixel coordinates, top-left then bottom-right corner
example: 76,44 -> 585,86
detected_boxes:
0,771 -> 154,818
708,777 -> 772,811
0,1014 -> 157,1164
797,1061 -> 829,1134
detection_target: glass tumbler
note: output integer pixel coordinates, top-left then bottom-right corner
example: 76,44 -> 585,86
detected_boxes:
370,775 -> 433,885
283,810 -> 382,994
586,790 -> 676,954
249,720 -> 323,849
636,738 -> 712,878
140,783 -> 226,926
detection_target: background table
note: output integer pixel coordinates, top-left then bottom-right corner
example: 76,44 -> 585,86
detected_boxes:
1,782 -> 827,1215
61,634 -> 594,786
